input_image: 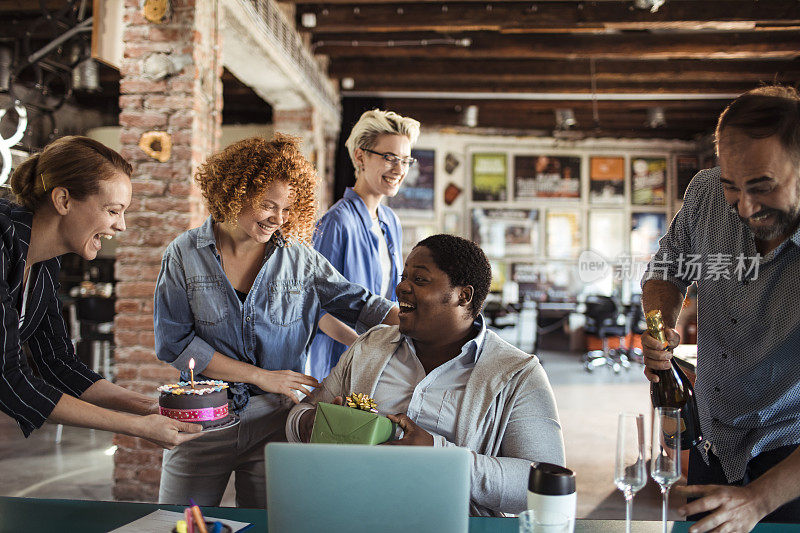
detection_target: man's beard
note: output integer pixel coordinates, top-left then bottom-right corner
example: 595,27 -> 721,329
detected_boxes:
741,205 -> 800,241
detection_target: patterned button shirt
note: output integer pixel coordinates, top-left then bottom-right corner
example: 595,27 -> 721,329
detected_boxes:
0,199 -> 101,436
642,167 -> 800,483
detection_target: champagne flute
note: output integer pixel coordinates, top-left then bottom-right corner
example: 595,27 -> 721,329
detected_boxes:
651,407 -> 682,533
614,412 -> 646,533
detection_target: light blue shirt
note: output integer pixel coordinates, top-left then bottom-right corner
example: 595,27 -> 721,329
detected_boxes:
154,216 -> 395,412
307,188 -> 403,380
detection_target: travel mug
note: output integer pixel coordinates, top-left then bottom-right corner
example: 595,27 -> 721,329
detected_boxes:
527,462 -> 576,530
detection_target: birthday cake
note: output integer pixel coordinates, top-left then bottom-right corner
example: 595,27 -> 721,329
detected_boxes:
158,380 -> 232,429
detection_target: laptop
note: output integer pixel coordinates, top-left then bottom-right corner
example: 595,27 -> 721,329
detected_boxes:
265,442 -> 471,533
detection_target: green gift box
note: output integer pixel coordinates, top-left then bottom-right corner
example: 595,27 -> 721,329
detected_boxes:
310,402 -> 396,445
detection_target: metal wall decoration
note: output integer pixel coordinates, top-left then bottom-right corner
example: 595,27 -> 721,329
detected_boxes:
143,0 -> 172,24
0,103 -> 28,185
138,131 -> 172,163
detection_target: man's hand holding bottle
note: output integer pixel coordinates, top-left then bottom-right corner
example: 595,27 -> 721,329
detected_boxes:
641,326 -> 681,383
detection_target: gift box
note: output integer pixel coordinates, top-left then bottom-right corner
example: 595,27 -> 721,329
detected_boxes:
310,401 -> 396,445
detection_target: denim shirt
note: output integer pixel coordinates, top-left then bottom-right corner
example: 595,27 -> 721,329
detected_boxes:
307,188 -> 403,380
154,216 -> 395,412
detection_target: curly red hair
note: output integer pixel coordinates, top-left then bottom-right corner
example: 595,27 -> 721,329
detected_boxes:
194,134 -> 318,245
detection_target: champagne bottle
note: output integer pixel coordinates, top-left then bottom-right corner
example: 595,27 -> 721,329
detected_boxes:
646,309 -> 703,450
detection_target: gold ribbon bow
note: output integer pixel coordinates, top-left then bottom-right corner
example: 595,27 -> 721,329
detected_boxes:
345,393 -> 378,413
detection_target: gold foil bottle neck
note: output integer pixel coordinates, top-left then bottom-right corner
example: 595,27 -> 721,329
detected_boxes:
645,309 -> 669,345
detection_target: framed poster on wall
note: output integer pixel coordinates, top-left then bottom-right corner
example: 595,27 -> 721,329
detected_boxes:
471,208 -> 539,258
589,156 -> 625,203
631,212 -> 667,257
631,157 -> 667,206
400,223 -> 437,258
511,263 -> 547,303
471,153 -> 507,201
386,149 -> 435,217
545,209 -> 581,259
489,260 -> 507,293
513,155 -> 581,199
588,210 -> 626,260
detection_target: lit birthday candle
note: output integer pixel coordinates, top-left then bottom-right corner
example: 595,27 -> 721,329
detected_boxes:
189,358 -> 196,389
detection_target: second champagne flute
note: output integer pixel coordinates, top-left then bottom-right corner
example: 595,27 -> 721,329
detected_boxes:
614,412 -> 646,533
651,407 -> 682,533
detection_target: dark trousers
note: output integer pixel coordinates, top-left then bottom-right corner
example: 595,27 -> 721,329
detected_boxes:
688,444 -> 800,523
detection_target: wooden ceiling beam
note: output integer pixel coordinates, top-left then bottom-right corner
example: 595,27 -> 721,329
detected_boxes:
312,30 -> 800,59
0,1 -> 66,12
297,1 -> 800,34
387,106 -> 724,121
379,98 -> 729,112
330,58 -> 800,83
330,57 -> 799,77
343,80 -> 767,94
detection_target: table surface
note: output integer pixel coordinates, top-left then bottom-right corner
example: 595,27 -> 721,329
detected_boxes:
2,497 -> 799,533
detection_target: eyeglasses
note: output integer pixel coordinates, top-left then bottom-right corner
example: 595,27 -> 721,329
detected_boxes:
362,148 -> 417,168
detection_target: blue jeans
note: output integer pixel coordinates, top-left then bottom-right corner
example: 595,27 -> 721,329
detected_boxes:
688,443 -> 800,523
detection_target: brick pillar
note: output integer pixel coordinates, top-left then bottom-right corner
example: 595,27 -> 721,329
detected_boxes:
273,107 -> 331,207
113,0 -> 222,502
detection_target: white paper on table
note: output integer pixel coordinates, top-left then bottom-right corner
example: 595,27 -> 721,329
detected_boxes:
108,509 -> 252,533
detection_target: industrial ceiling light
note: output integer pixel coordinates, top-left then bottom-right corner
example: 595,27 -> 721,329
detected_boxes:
555,108 -> 577,130
301,12 -> 317,28
0,45 -> 10,92
72,56 -> 99,92
463,105 -> 478,128
633,0 -> 666,13
647,106 -> 666,128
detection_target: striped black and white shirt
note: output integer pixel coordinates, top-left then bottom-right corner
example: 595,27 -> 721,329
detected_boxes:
0,199 -> 101,437
642,167 -> 800,483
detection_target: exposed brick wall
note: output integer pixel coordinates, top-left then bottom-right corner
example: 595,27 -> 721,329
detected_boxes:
113,0 -> 222,502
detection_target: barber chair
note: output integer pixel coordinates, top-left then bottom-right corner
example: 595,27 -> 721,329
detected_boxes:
621,294 -> 646,365
581,295 -> 630,373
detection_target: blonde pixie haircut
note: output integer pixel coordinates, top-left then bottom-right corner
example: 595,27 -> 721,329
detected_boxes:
344,109 -> 421,167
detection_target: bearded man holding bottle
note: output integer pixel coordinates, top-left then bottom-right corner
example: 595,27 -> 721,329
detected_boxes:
641,85 -> 800,532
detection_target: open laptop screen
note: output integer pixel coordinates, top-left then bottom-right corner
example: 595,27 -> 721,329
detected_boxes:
265,442 -> 470,533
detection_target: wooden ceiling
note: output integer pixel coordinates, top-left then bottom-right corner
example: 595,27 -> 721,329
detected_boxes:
2,1 -> 799,141
285,0 -> 800,139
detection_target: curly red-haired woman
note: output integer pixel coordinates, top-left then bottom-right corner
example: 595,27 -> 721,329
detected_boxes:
154,134 -> 398,508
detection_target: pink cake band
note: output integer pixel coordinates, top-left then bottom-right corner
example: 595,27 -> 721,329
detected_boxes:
159,405 -> 229,422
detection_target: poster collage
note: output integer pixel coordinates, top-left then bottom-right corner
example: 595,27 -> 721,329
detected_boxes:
469,151 -> 700,301
385,147 -> 702,302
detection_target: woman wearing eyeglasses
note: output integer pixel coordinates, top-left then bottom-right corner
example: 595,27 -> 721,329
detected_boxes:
307,110 -> 420,381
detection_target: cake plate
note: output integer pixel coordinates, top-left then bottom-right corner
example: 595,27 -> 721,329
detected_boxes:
202,414 -> 241,433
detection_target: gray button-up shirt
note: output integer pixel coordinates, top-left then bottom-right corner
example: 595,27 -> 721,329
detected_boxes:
642,167 -> 800,483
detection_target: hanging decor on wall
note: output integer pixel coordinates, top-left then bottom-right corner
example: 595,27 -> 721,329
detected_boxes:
513,155 -> 581,199
385,149 -> 435,217
138,131 -> 173,163
143,0 -> 172,24
471,153 -> 507,202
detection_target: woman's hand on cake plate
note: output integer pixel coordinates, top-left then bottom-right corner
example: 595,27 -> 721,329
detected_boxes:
136,414 -> 204,449
385,414 -> 434,447
256,369 -> 321,404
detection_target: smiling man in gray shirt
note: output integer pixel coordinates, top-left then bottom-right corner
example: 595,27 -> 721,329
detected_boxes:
641,85 -> 800,532
287,234 -> 565,516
